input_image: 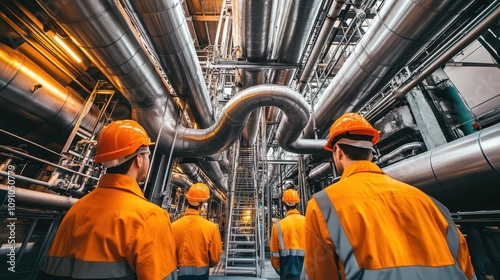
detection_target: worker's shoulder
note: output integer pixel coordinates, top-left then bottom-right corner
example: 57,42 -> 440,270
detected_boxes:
121,196 -> 169,222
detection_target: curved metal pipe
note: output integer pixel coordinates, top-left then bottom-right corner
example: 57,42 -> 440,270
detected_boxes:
128,0 -> 215,128
155,85 -> 313,157
303,0 -> 474,138
383,123 -> 500,211
0,184 -> 77,210
0,43 -> 98,133
377,142 -> 426,165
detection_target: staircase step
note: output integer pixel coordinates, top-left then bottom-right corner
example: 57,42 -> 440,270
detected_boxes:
228,248 -> 256,253
229,240 -> 255,245
226,257 -> 256,263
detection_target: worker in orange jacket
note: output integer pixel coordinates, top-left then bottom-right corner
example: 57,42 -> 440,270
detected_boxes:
171,183 -> 222,280
304,113 -> 476,280
39,120 -> 177,280
270,186 -> 306,280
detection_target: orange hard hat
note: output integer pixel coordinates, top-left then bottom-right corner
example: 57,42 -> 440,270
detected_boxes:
324,113 -> 379,152
94,120 -> 154,164
186,183 -> 210,205
282,189 -> 300,206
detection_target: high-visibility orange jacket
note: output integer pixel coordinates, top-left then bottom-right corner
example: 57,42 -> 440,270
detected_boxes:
42,174 -> 177,280
270,209 -> 306,280
171,207 -> 222,279
304,161 -> 476,280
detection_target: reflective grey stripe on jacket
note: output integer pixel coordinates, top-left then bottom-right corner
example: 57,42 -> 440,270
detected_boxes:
178,265 -> 209,276
276,222 -> 305,257
314,191 -> 473,279
44,256 -> 135,278
165,269 -> 178,280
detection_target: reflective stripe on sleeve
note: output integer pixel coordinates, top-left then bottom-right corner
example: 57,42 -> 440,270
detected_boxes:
44,256 -> 135,278
271,251 -> 281,257
178,265 -> 209,276
276,222 -> 286,250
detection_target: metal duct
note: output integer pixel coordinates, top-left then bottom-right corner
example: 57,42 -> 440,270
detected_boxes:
233,1 -> 274,146
171,172 -> 193,189
297,0 -> 346,93
270,0 -> 322,85
384,123 -> 500,211
377,142 -> 426,165
0,43 -> 98,134
128,0 -> 215,128
179,162 -> 204,184
37,0 -> 175,114
303,0 -> 474,138
0,184 -> 77,210
233,0 -> 275,61
160,85 -> 314,157
308,162 -> 334,182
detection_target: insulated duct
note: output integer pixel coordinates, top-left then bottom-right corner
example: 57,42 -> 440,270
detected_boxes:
297,0 -> 346,93
128,0 -> 215,128
383,123 -> 500,211
270,0 -> 322,85
0,43 -> 98,134
303,0 -> 474,139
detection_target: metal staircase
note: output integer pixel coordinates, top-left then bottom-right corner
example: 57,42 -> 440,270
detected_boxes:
225,144 -> 260,276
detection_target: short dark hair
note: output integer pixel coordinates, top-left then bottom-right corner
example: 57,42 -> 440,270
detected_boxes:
284,203 -> 298,211
337,144 -> 372,160
187,203 -> 201,210
106,156 -> 136,174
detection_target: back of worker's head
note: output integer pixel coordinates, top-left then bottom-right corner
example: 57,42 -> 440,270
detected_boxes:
94,119 -> 154,174
186,183 -> 210,208
324,113 -> 379,160
282,188 -> 300,210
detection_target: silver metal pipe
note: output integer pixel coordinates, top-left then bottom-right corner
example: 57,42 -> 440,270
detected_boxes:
298,0 -> 346,92
0,145 -> 99,181
0,43 -> 98,133
127,0 -> 215,128
377,142 -> 426,165
0,171 -> 50,188
393,7 -> 500,98
0,184 -> 77,210
303,0 -> 474,139
383,123 -> 500,211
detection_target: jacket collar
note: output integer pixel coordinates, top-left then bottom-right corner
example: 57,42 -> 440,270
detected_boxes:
184,208 -> 200,216
97,173 -> 146,201
286,209 -> 301,216
340,160 -> 384,181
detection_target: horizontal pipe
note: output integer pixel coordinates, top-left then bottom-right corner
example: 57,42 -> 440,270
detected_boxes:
0,184 -> 77,210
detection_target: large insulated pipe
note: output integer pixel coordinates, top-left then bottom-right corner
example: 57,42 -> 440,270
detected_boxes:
128,0 -> 215,128
270,0 -> 322,85
158,85 -> 319,157
297,0 -> 346,93
383,123 -> 500,211
0,184 -> 77,210
233,0 -> 275,62
303,0 -> 474,139
0,44 -> 98,133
